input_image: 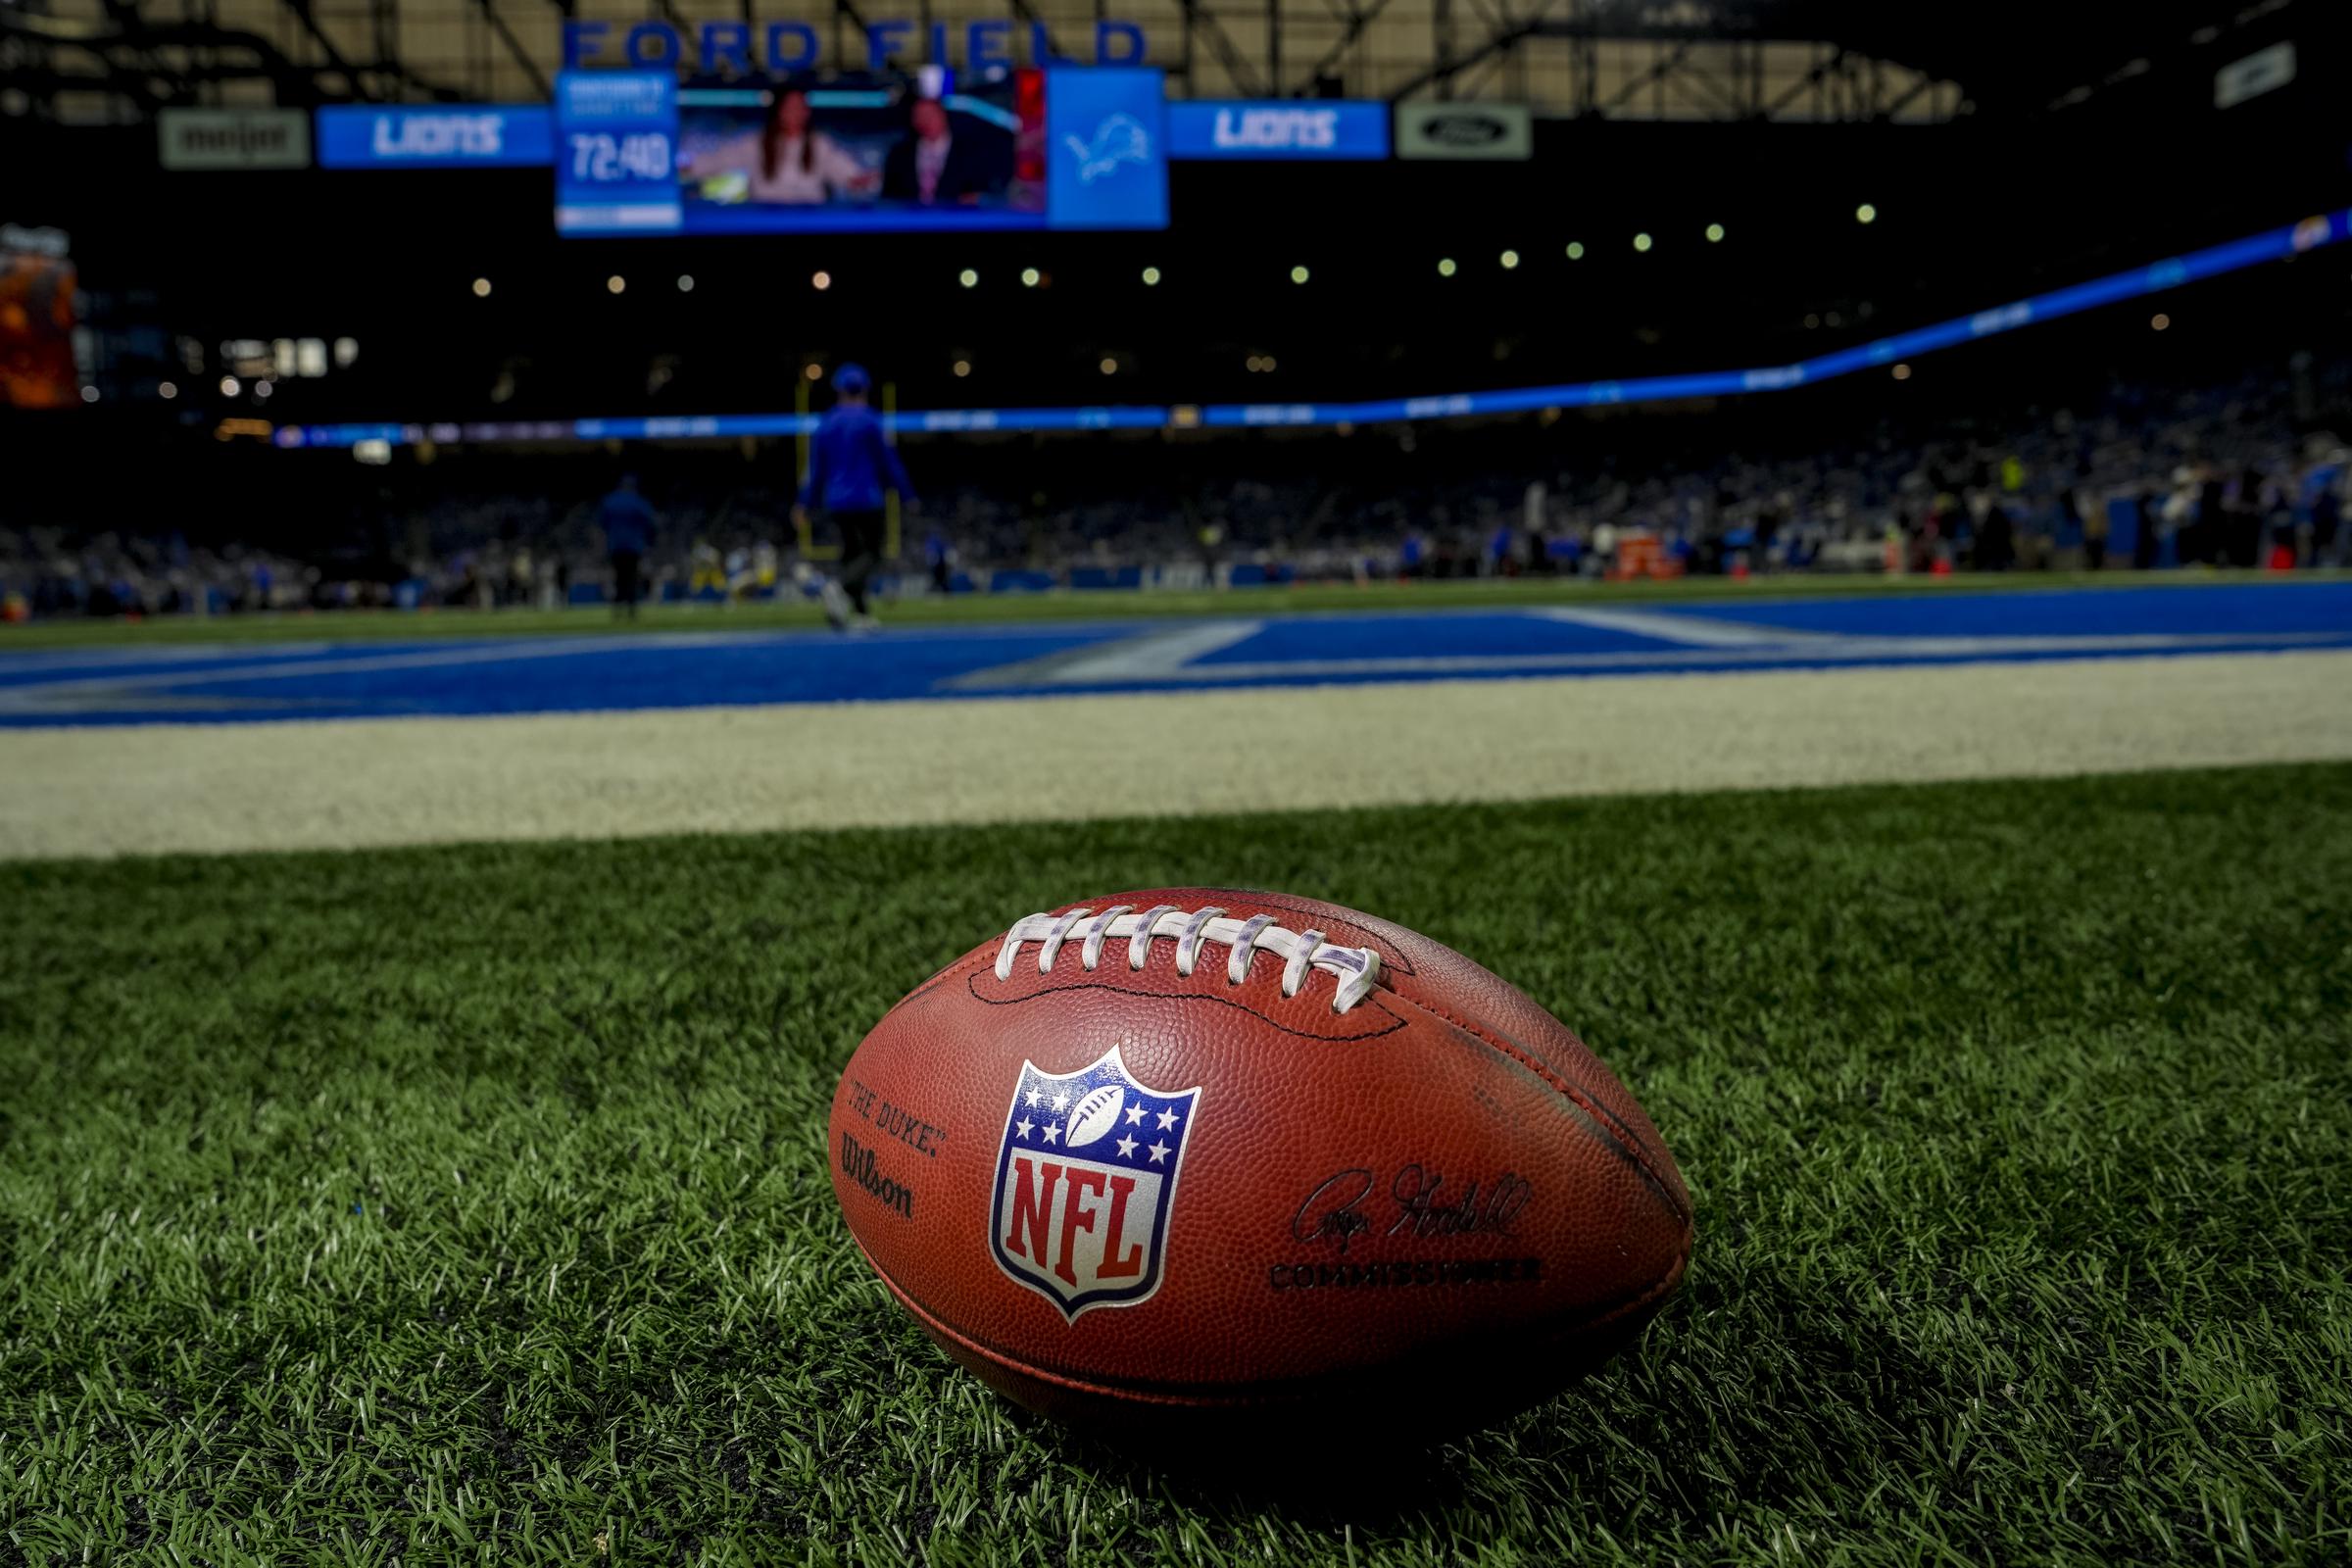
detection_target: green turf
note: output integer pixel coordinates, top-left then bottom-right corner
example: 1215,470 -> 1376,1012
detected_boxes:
3,765 -> 2347,1565
8,566 -> 2339,651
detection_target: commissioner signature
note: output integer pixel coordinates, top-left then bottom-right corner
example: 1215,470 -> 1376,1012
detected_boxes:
1290,1165 -> 1534,1254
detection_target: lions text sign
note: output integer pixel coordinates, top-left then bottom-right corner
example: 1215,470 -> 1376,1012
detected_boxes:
990,1046 -> 1200,1318
1167,101 -> 1389,160
317,106 -> 555,169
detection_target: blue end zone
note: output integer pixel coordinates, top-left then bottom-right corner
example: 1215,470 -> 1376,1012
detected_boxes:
3,584 -> 2347,727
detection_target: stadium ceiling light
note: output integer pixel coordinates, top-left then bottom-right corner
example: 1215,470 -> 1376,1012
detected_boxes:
1705,222 -> 1726,243
1100,356 -> 1118,374
606,274 -> 626,294
1141,266 -> 1161,286
958,268 -> 979,288
471,277 -> 492,298
953,359 -> 971,377
1633,232 -> 1653,253
803,363 -> 823,381
2150,312 -> 2172,331
219,375 -> 240,396
1437,258 -> 1457,277
811,270 -> 832,291
333,337 -> 358,367
1262,355 -> 1277,371
1499,250 -> 1520,270
1020,267 -> 1042,287
158,381 -> 177,400
1891,362 -> 1912,380
677,274 -> 695,293
1856,202 -> 1878,224
1565,242 -> 1584,261
79,385 -> 98,404
1291,265 -> 1309,284
254,380 -> 273,398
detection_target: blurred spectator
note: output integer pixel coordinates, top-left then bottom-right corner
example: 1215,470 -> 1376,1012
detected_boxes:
599,474 -> 656,620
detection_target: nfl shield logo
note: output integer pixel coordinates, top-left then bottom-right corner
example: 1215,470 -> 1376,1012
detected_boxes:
988,1044 -> 1202,1320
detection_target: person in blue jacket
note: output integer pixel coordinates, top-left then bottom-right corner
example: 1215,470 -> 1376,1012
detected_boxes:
599,473 -> 657,620
793,364 -> 913,629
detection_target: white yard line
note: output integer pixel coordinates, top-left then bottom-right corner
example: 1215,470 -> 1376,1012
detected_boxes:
1532,605 -> 1847,646
5,650 -> 2349,859
948,629 -> 2347,687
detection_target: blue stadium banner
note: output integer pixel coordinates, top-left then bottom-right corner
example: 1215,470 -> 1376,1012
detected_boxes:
1045,67 -> 1168,229
317,106 -> 556,169
1166,101 -> 1389,160
554,71 -> 682,234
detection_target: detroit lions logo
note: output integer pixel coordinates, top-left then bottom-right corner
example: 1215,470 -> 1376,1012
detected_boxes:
989,1044 -> 1201,1319
1062,113 -> 1152,184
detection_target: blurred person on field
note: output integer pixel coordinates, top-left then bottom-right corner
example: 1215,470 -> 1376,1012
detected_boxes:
925,527 -> 955,594
1488,522 -> 1516,577
689,538 -> 726,596
508,542 -> 534,607
599,474 -> 656,620
2303,441 -> 2346,565
1398,529 -> 1425,579
795,363 -> 913,629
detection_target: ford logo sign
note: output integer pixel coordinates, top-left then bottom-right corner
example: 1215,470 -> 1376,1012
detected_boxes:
1422,112 -> 1508,146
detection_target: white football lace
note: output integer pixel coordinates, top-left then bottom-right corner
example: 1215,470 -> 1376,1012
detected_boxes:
993,905 -> 1383,1013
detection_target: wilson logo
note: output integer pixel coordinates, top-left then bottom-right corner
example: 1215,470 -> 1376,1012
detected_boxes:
840,1131 -> 913,1219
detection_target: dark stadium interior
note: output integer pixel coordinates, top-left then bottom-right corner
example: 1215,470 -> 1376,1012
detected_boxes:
8,2 -> 2342,419
5,0 -> 2350,597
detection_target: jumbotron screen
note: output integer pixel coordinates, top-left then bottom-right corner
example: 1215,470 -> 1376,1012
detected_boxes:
555,66 -> 1167,235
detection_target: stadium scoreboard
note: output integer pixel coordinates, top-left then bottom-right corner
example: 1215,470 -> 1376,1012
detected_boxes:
554,66 -> 1166,235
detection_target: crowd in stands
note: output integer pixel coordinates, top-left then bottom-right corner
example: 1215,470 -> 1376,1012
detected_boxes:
8,358 -> 2351,620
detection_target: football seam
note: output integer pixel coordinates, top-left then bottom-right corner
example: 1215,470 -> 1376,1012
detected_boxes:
1079,892 -> 1424,979
1391,992 -> 1690,1227
857,1231 -> 1688,1410
963,967 -> 1413,1042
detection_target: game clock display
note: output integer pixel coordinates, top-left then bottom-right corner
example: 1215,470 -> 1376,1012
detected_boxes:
554,65 -> 1167,235
554,73 -> 683,233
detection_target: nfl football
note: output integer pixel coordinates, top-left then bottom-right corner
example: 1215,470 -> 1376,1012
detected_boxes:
828,888 -> 1692,1435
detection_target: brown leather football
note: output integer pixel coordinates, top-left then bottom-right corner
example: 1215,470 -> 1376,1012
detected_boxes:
828,888 -> 1692,1436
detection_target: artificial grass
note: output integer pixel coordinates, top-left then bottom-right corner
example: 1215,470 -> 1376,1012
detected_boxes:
7,567 -> 2339,652
2,764 -> 2347,1565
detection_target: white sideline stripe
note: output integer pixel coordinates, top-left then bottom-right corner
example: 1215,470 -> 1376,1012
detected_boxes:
1534,606 -> 1845,647
950,629 -> 2346,687
0,631 -> 794,712
0,641 -> 340,670
4,650 -> 2350,859
942,619 -> 1263,689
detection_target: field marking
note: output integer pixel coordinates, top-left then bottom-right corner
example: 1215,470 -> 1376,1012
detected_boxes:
6,650 -> 2350,859
0,630 -> 822,715
946,627 -> 2345,688
940,619 -> 1263,689
1534,605 -> 1845,646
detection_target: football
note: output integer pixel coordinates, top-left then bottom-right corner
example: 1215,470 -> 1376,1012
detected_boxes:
829,887 -> 1692,1436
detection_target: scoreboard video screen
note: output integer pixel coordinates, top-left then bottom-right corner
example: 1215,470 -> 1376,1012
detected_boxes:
556,66 -> 1166,234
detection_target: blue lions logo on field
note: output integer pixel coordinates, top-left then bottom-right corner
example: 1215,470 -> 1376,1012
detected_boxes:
1063,113 -> 1152,184
989,1044 -> 1201,1319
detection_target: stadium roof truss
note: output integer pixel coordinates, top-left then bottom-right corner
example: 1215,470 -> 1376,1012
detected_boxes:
0,0 -> 2285,122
